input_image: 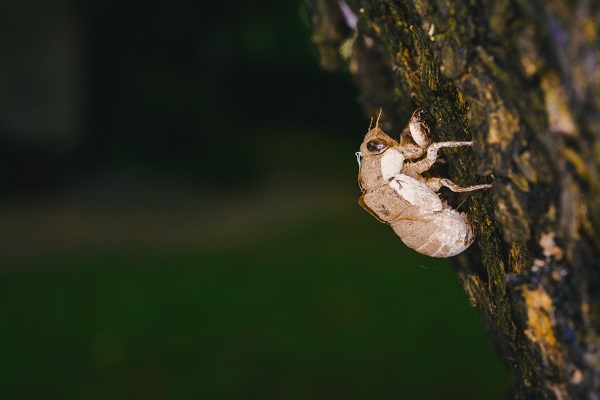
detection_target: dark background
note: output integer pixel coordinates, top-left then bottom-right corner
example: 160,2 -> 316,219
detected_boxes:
0,0 -> 508,398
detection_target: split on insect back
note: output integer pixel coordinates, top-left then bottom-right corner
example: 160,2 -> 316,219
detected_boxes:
356,108 -> 493,258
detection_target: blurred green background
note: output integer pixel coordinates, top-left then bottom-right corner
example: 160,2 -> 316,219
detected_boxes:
0,0 -> 508,398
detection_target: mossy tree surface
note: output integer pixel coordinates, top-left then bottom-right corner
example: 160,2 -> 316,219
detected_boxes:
304,0 -> 600,398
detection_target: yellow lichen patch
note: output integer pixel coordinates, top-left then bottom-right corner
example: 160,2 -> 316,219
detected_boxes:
540,72 -> 577,136
371,22 -> 381,35
583,17 -> 597,42
508,242 -> 531,275
561,147 -> 591,180
487,104 -> 519,146
507,168 -> 531,192
522,286 -> 564,368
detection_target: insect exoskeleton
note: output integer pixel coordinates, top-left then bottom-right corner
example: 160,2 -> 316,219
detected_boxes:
388,203 -> 476,258
356,108 -> 492,258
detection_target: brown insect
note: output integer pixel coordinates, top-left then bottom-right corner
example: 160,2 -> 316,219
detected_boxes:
356,108 -> 492,257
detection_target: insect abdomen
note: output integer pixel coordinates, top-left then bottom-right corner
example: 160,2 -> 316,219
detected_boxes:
390,209 -> 475,258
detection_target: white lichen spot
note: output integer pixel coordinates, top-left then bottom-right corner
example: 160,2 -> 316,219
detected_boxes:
427,23 -> 435,41
534,259 -> 546,267
539,232 -> 564,260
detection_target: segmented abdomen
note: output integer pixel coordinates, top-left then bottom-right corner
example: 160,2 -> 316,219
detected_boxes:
390,209 -> 475,258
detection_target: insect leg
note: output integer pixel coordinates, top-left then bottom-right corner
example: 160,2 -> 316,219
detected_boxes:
427,177 -> 493,192
407,141 -> 473,174
408,108 -> 432,148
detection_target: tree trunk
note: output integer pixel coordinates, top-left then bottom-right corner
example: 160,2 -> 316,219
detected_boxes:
303,0 -> 600,398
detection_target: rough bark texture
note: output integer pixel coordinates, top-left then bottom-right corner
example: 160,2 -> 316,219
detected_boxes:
304,0 -> 600,398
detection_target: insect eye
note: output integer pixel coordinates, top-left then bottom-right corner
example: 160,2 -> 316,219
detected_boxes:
367,139 -> 388,153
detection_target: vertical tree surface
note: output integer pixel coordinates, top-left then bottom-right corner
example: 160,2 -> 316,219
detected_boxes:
304,0 -> 600,398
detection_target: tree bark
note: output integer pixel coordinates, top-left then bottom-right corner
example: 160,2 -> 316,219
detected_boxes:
304,0 -> 600,398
